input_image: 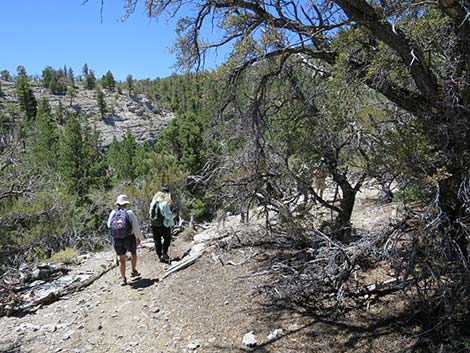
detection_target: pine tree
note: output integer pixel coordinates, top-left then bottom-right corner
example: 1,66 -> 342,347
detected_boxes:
58,114 -> 107,198
107,136 -> 123,179
119,130 -> 137,180
82,63 -> 89,77
126,74 -> 134,96
30,98 -> 58,172
67,67 -> 75,86
96,88 -> 107,119
85,70 -> 96,90
83,123 -> 109,189
0,70 -> 11,81
101,70 -> 116,91
58,113 -> 88,196
48,76 -> 67,95
133,142 -> 149,178
56,101 -> 64,125
15,74 -> 37,121
16,65 -> 26,76
67,86 -> 76,107
42,66 -> 54,88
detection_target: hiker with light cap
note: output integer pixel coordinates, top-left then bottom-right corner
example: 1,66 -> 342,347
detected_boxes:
149,186 -> 177,263
107,194 -> 142,285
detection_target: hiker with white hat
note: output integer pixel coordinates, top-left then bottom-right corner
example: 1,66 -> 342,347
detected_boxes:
107,194 -> 142,285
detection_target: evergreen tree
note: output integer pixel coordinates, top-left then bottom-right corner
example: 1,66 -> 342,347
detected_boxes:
48,76 -> 67,95
58,113 -> 87,196
56,101 -> 64,125
156,111 -> 208,173
126,74 -> 134,96
120,130 -> 137,180
15,74 -> 37,121
84,70 -> 96,90
107,136 -> 124,179
30,98 -> 59,172
58,114 -> 107,199
96,88 -> 107,119
83,123 -> 109,189
16,65 -> 26,76
67,67 -> 75,86
133,142 -> 149,178
42,66 -> 54,88
101,70 -> 116,91
67,86 -> 76,107
107,131 -> 141,181
0,70 -> 11,81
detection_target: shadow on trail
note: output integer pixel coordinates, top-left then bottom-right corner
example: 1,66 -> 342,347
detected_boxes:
128,277 -> 159,289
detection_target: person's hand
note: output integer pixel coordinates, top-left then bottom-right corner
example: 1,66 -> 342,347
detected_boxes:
136,238 -> 141,247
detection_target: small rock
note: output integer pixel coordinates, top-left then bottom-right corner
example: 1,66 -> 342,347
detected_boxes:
41,324 -> 57,333
62,331 -> 74,340
187,342 -> 199,350
267,328 -> 283,341
242,331 -> 257,347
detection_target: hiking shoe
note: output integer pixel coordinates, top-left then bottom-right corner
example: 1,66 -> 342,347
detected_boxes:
120,277 -> 127,286
161,254 -> 170,263
130,270 -> 141,278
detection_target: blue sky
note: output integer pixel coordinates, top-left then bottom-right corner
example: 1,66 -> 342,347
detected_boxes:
0,0 -> 218,81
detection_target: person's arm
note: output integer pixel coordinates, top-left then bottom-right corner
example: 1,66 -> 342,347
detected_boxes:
149,199 -> 156,218
127,210 -> 142,242
107,210 -> 115,228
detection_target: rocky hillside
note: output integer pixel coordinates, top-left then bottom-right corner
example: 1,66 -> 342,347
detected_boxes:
0,79 -> 175,146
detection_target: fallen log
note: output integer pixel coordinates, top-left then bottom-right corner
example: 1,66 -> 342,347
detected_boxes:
7,260 -> 117,316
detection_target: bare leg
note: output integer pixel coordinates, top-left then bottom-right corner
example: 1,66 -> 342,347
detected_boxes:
119,255 -> 126,279
131,253 -> 137,272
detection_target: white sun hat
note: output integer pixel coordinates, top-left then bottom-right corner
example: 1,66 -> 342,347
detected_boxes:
115,194 -> 130,206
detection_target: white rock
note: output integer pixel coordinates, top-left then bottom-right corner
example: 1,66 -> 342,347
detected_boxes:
267,328 -> 283,340
242,331 -> 257,347
187,342 -> 199,350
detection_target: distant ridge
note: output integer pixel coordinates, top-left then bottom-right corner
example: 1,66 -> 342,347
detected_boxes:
0,79 -> 175,146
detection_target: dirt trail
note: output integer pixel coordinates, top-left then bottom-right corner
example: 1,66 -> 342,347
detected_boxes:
0,218 -> 270,353
0,191 -> 401,353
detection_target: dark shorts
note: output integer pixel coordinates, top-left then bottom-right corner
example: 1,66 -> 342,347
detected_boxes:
112,235 -> 137,256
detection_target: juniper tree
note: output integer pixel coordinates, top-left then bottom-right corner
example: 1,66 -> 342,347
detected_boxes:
106,0 -> 470,347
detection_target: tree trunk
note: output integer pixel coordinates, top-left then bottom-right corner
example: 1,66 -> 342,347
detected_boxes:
333,175 -> 357,243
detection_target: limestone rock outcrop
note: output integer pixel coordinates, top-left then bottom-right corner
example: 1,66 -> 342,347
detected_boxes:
0,79 -> 174,146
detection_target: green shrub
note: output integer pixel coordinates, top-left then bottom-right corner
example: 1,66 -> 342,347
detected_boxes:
49,247 -> 81,265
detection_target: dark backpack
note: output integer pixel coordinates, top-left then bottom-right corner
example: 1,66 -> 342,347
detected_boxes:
110,208 -> 132,238
150,201 -> 164,227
